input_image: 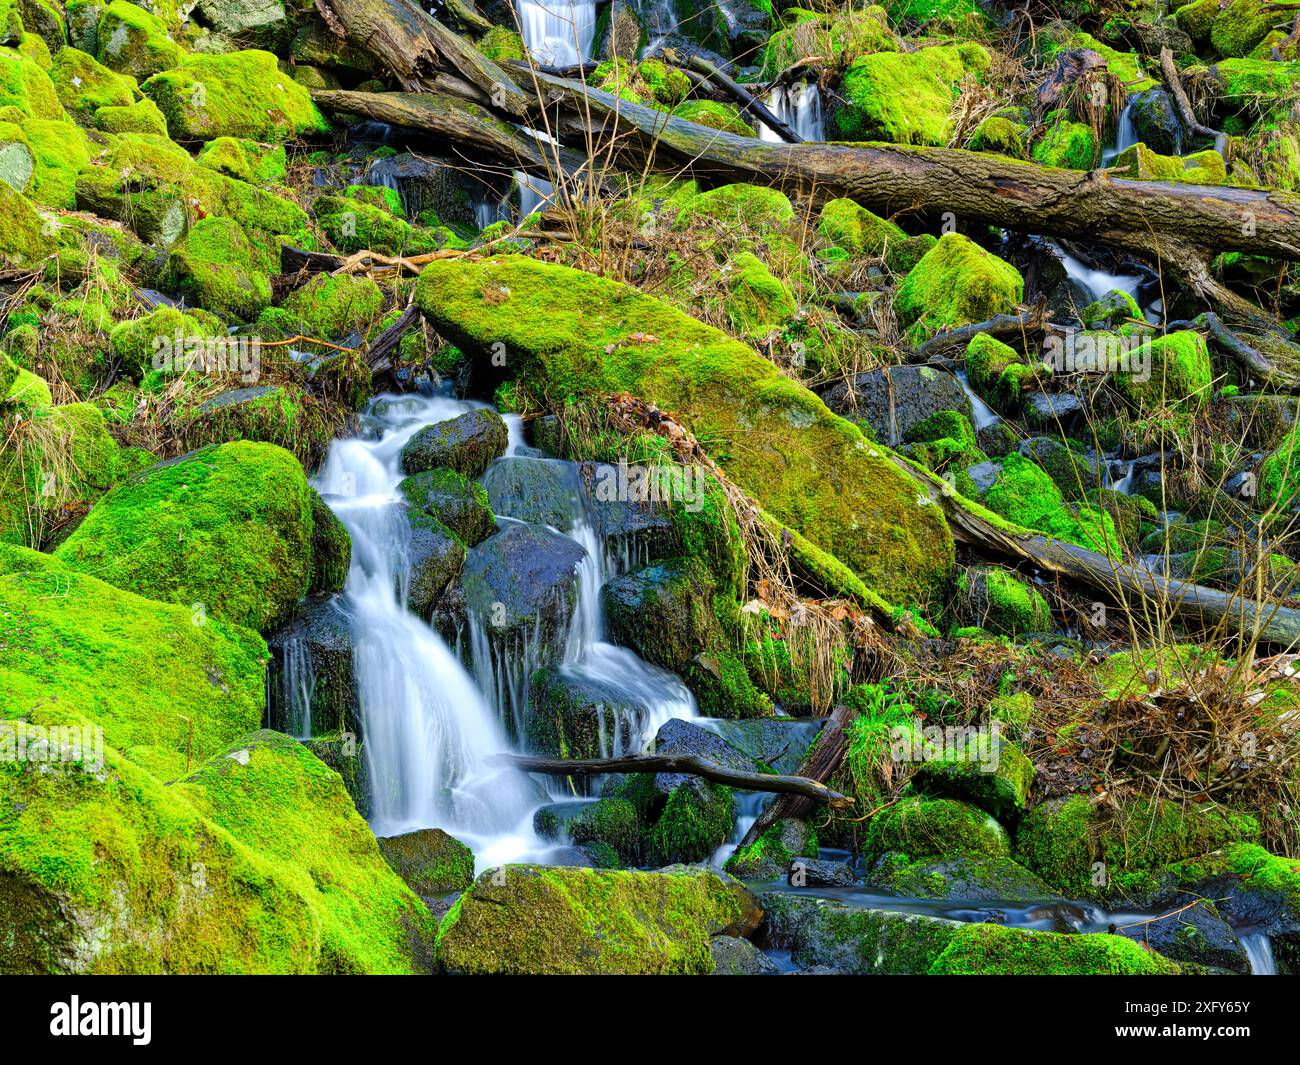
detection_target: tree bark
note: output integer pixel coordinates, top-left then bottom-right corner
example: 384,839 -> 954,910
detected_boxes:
498,752 -> 855,807
893,455 -> 1300,648
737,702 -> 858,848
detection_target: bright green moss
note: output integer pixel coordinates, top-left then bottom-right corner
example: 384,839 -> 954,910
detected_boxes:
94,95 -> 165,134
1031,118 -> 1098,170
0,179 -> 54,265
669,99 -> 754,135
142,49 -> 328,142
1210,0 -> 1278,58
0,544 -> 266,778
929,923 -> 1182,974
760,6 -> 897,78
866,795 -> 1011,862
569,798 -> 643,867
416,255 -> 954,604
0,117 -> 91,209
434,864 -> 750,974
817,196 -> 905,257
894,234 -> 1024,344
721,250 -> 796,335
280,270 -> 384,342
1112,142 -> 1230,185
956,565 -> 1052,637
55,440 -> 316,632
967,114 -> 1027,157
95,1 -> 184,79
165,215 -> 272,321
724,819 -> 817,879
835,42 -> 990,144
314,192 -> 448,256
107,304 -> 212,379
195,136 -> 287,184
49,45 -> 136,124
1115,329 -> 1213,409
1016,794 -> 1261,898
674,182 -> 795,233
477,24 -> 524,62
647,783 -> 734,865
913,730 -> 1036,818
1048,32 -> 1156,92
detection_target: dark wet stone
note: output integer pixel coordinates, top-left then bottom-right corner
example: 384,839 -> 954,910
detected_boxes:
818,365 -> 971,444
400,408 -> 509,478
710,935 -> 780,974
401,467 -> 495,547
790,857 -> 859,888
265,593 -> 358,738
482,456 -> 581,530
405,512 -> 465,618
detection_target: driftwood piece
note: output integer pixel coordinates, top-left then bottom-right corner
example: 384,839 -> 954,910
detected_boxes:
366,303 -> 421,374
737,702 -> 858,848
498,752 -> 855,808
909,311 -> 1042,361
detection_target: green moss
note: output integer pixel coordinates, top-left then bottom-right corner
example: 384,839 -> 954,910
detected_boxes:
1115,330 -> 1213,409
669,99 -> 754,135
1210,0 -> 1278,58
720,250 -> 796,335
967,114 -> 1026,158
54,440 -> 316,632
817,196 -> 905,257
49,45 -> 136,124
724,818 -> 817,878
894,233 -> 1023,344
0,47 -> 62,118
913,730 -> 1035,818
760,7 -> 897,78
433,865 -> 750,974
929,923 -> 1182,974
674,182 -> 794,233
107,304 -> 212,379
415,255 -> 955,605
1016,794 -> 1261,898
647,783 -> 733,865
956,564 -> 1051,637
477,24 -> 524,62
0,543 -> 265,778
280,271 -> 384,341
142,49 -> 328,142
1112,142 -> 1230,186
165,215 -> 271,320
377,828 -> 475,895
866,795 -> 1011,862
314,192 -> 448,257
569,798 -> 643,866
835,42 -> 990,144
95,1 -> 184,80
94,95 -> 165,134
1031,117 -> 1098,170
194,136 -> 286,184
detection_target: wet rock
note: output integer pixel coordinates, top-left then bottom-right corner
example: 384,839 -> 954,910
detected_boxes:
377,827 -> 476,897
1129,88 -> 1183,156
653,717 -> 760,793
648,777 -> 735,865
1111,902 -> 1250,974
1023,391 -> 1085,431
460,521 -> 585,649
482,456 -> 581,530
400,408 -> 509,479
577,460 -> 683,559
1020,436 -> 1105,498
913,732 -> 1036,819
976,419 -> 1020,458
790,857 -> 859,888
265,593 -> 358,738
404,512 -> 465,619
693,717 -> 824,776
401,468 -> 496,546
866,855 -> 1060,901
533,800 -> 600,842
527,667 -> 672,763
602,557 -> 719,672
710,935 -> 780,975
866,796 -> 1012,863
819,365 -> 971,444
953,564 -> 1053,637
726,818 -> 817,880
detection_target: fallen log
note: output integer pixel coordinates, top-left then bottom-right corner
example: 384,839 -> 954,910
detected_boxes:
891,454 -> 1300,648
365,303 -> 420,375
1158,47 -> 1223,144
909,311 -> 1042,361
738,702 -> 858,848
497,752 -> 856,808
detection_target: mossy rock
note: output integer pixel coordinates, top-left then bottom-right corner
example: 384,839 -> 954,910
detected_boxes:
48,45 -> 137,124
646,780 -> 734,865
107,304 -> 213,379
928,922 -> 1182,974
399,407 -> 509,480
602,557 -> 720,673
399,467 -> 495,547
0,47 -> 63,118
94,95 -> 165,134
869,854 -> 1058,901
377,828 -> 475,896
280,270 -> 383,343
415,254 -> 955,605
55,440 -> 317,632
1031,118 -> 1098,170
165,215 -> 272,321
720,250 -> 796,336
142,48 -> 327,142
95,1 -> 184,79
433,864 -> 757,974
817,196 -> 905,258
1015,794 -> 1261,898
893,233 -> 1024,344
1111,142 -> 1229,186
724,818 -> 817,880
670,99 -> 753,135
760,7 -> 897,79
835,42 -> 990,145
1115,329 -> 1213,409
953,564 -> 1052,637
865,795 -> 1011,862
568,797 -> 643,867
1210,0 -> 1278,58
967,114 -> 1026,158
912,732 -> 1035,819
195,135 -> 286,184
0,178 -> 54,264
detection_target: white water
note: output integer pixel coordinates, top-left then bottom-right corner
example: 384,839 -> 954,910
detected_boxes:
315,395 -> 547,865
516,0 -> 596,66
956,370 -> 1001,430
1050,241 -> 1144,308
1109,459 -> 1137,496
1101,100 -> 1138,166
633,0 -> 680,55
758,82 -> 824,142
1241,932 -> 1276,975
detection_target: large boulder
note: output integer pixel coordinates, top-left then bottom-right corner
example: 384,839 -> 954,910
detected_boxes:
433,865 -> 758,974
402,467 -> 496,547
602,558 -> 720,672
415,255 -> 954,606
54,441 -> 323,632
400,407 -> 509,480
142,49 -> 329,142
481,455 -> 580,529
892,232 -> 1024,343
377,828 -> 475,896
404,510 -> 465,619
265,594 -> 357,740
0,728 -> 437,973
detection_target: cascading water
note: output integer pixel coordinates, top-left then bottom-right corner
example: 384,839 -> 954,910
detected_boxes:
1100,100 -> 1138,166
759,82 -> 824,142
314,394 -> 547,864
956,370 -> 1001,430
634,0 -> 680,55
1241,932 -> 1277,975
1050,240 -> 1145,308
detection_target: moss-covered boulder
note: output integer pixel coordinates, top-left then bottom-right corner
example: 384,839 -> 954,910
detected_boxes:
1115,329 -> 1213,409
400,466 -> 495,547
817,196 -> 905,258
893,233 -> 1024,344
433,864 -> 758,974
165,215 -> 272,320
400,407 -> 508,480
142,48 -> 328,142
647,780 -> 734,865
280,270 -> 383,342
953,564 -> 1052,637
835,42 -> 990,144
1016,794 -> 1261,898
1031,118 -> 1098,170
55,441 -> 319,632
48,45 -> 136,124
913,732 -> 1035,819
0,726 -> 437,973
415,255 -> 954,605
928,922 -> 1183,974
1111,142 -> 1229,186
95,1 -> 184,79
0,179 -> 54,265
602,557 -> 720,672
377,828 -> 475,896
1210,0 -> 1279,57
724,818 -> 817,880
0,48 -> 62,118
865,795 -> 1011,862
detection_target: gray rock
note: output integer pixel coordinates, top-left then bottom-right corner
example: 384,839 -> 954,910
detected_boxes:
400,408 -> 509,479
577,460 -> 682,559
602,558 -> 718,672
482,456 -> 581,529
866,855 -> 1060,902
265,594 -> 357,738
401,468 -> 496,547
405,512 -> 465,618
196,0 -> 286,34
790,857 -> 859,888
710,935 -> 780,975
1130,88 -> 1184,156
1112,901 -> 1250,974
1023,391 -> 1085,430
819,365 -> 971,444
694,718 -> 824,776
653,717 -> 760,794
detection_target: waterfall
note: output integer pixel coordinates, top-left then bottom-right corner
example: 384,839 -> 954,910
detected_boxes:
758,82 -> 824,142
1101,100 -> 1138,165
1108,459 -> 1137,496
635,0 -> 680,55
271,635 -> 315,739
516,0 -> 597,66
956,370 -> 1001,430
1049,241 -> 1144,307
1241,932 -> 1276,975
314,395 -> 546,864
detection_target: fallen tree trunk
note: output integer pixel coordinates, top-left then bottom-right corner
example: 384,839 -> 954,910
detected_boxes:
738,702 -> 858,848
498,752 -> 855,808
365,303 -> 420,375
892,455 -> 1300,648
